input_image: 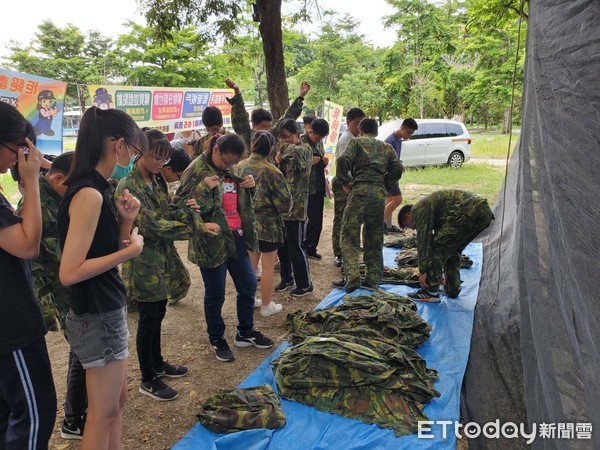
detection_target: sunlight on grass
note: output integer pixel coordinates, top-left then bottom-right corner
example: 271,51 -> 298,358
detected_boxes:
0,174 -> 21,205
470,131 -> 519,159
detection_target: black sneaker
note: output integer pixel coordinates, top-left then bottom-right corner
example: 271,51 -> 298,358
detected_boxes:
156,361 -> 189,379
331,279 -> 346,289
344,283 -> 360,293
408,288 -> 441,303
274,279 -> 294,292
209,337 -> 236,362
360,281 -> 377,291
334,256 -> 343,267
290,284 -> 315,297
306,251 -> 322,260
139,378 -> 179,401
60,416 -> 85,440
234,330 -> 274,349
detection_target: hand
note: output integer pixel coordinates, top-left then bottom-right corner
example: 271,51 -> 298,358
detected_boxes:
275,152 -> 282,164
203,175 -> 220,190
116,188 -> 141,222
225,78 -> 240,95
186,198 -> 200,212
342,185 -> 351,194
239,175 -> 255,189
299,80 -> 311,98
312,156 -> 321,166
419,273 -> 430,290
124,227 -> 144,257
322,156 -> 329,166
17,138 -> 42,181
204,222 -> 220,236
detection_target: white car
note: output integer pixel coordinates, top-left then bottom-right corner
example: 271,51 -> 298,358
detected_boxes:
377,119 -> 472,168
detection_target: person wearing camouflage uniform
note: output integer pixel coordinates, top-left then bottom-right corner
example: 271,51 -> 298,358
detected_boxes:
300,118 -> 329,259
117,130 -> 206,401
331,108 -> 366,267
335,118 -> 404,292
273,119 -> 315,297
174,133 -> 274,363
398,189 -> 494,302
18,152 -> 88,439
226,78 -> 311,160
236,131 -> 292,317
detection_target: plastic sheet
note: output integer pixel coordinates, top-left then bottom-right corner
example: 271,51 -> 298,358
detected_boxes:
173,243 -> 482,450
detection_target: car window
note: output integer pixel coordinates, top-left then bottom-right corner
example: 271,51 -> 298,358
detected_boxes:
426,123 -> 449,138
447,123 -> 464,136
409,125 -> 427,140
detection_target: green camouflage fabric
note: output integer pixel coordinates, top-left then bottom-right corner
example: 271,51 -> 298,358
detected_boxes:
277,142 -> 312,221
337,136 -> 404,289
395,247 -> 473,270
286,290 -> 429,348
17,175 -> 69,332
412,190 -> 493,295
228,93 -> 304,159
359,265 -> 421,287
300,133 -> 326,195
236,153 -> 292,243
173,153 -> 258,268
191,133 -> 214,158
384,234 -> 418,249
273,333 -> 439,436
197,384 -> 286,434
331,176 -> 348,257
116,165 -> 201,304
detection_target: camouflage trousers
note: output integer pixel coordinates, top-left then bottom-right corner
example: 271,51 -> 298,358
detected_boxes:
33,277 -> 70,333
426,201 -> 493,296
331,177 -> 348,257
341,185 -> 386,288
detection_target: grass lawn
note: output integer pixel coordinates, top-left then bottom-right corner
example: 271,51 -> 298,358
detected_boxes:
0,173 -> 21,205
470,130 -> 519,159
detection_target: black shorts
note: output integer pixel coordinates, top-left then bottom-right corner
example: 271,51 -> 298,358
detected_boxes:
387,182 -> 402,197
258,240 -> 283,253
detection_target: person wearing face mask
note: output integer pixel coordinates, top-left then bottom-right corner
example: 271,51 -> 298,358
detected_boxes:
117,129 -> 218,401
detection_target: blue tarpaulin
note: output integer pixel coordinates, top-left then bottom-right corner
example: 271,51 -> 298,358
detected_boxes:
173,243 -> 482,450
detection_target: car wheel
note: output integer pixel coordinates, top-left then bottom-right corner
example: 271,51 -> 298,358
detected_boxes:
448,151 -> 464,169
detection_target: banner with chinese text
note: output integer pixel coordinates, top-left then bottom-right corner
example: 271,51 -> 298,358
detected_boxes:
87,85 -> 234,134
322,100 -> 344,163
0,69 -> 67,155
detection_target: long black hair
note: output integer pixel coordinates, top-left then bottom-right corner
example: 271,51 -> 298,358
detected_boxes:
0,102 -> 34,145
205,133 -> 246,158
251,131 -> 275,157
65,106 -> 144,185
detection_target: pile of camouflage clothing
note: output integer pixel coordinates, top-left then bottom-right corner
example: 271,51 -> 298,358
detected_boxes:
273,290 -> 440,436
383,234 -> 418,249
395,247 -> 473,270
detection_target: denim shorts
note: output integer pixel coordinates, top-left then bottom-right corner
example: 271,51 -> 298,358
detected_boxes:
65,307 -> 129,369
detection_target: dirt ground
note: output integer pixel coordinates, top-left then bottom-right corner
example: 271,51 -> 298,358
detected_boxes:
46,206 -> 469,449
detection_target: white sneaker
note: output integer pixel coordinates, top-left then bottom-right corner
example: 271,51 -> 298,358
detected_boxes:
260,302 -> 283,317
254,298 -> 262,308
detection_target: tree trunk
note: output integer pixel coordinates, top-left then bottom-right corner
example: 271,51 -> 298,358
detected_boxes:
502,106 -> 512,134
77,84 -> 87,114
256,0 -> 289,121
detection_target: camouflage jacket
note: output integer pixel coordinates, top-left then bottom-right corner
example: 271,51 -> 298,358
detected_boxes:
236,153 -> 292,243
116,165 -> 198,303
191,133 -> 213,159
18,174 -> 69,330
412,190 -> 489,274
197,384 -> 286,434
336,136 -> 403,193
228,92 -> 304,159
174,153 -> 258,268
277,142 -> 312,221
300,133 -> 326,195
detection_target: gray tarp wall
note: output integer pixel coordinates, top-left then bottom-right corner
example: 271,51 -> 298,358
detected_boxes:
461,0 -> 600,448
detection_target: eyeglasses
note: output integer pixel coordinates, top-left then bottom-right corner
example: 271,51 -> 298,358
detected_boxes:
1,142 -> 27,157
217,151 -> 237,169
146,153 -> 171,165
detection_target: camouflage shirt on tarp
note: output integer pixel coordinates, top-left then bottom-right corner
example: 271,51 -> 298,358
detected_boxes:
277,142 -> 312,221
300,133 -> 326,195
236,153 -> 292,243
336,136 -> 403,193
228,92 -> 305,157
116,165 -> 200,303
411,190 -> 488,274
395,247 -> 473,269
384,234 -> 418,249
173,152 -> 258,268
273,334 -> 439,436
17,174 -> 69,331
197,384 -> 286,434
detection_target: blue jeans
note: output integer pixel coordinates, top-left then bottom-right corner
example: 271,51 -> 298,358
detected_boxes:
200,234 -> 257,340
